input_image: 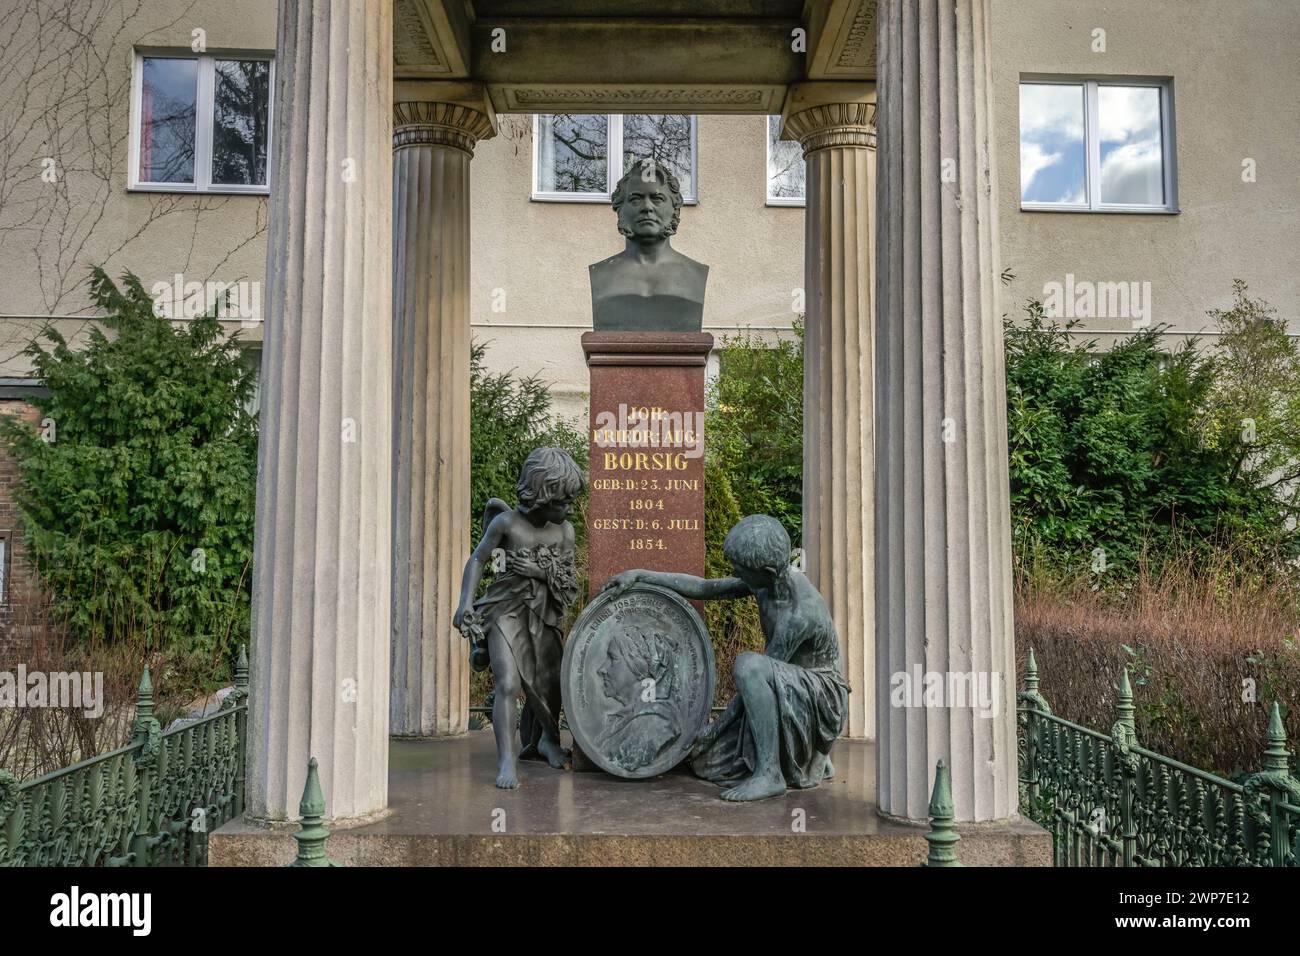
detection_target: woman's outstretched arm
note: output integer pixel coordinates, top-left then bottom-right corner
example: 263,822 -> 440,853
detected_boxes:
602,569 -> 749,601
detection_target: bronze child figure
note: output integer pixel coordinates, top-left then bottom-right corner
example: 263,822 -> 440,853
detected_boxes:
454,447 -> 585,789
604,515 -> 848,801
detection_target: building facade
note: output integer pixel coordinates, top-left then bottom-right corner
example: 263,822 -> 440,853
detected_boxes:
0,0 -> 1296,824
2,2 -> 1294,403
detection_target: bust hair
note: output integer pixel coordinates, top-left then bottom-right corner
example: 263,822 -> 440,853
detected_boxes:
723,515 -> 791,574
516,447 -> 586,513
612,158 -> 683,236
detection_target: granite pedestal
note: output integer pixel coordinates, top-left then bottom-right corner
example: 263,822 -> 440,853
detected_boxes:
209,732 -> 1051,866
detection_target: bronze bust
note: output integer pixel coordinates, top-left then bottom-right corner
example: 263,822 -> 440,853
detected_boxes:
589,159 -> 709,333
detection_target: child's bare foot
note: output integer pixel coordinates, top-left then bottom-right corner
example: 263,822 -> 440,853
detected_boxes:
720,769 -> 786,802
538,733 -> 569,769
495,759 -> 519,789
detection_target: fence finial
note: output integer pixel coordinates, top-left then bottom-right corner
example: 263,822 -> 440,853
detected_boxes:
922,760 -> 962,867
135,665 -> 154,720
235,644 -> 249,692
1019,647 -> 1052,715
1115,667 -> 1135,732
131,664 -> 162,764
290,757 -> 340,867
1262,701 -> 1291,774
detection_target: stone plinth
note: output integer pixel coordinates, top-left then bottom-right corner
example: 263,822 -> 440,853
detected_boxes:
208,734 -> 1051,866
581,332 -> 713,595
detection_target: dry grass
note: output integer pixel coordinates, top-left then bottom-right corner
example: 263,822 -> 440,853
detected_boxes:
0,614 -> 215,781
1014,547 -> 1300,777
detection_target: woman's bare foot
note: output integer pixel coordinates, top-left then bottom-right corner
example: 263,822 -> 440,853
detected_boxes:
720,769 -> 786,802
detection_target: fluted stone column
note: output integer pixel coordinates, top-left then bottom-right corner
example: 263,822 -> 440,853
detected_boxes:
874,0 -> 1017,822
249,0 -> 393,822
787,92 -> 876,740
391,101 -> 492,737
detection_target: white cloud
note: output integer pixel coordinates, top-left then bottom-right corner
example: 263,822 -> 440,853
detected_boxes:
1057,184 -> 1086,205
1020,84 -> 1086,142
1098,86 -> 1161,145
1100,138 -> 1164,204
1020,141 -> 1062,192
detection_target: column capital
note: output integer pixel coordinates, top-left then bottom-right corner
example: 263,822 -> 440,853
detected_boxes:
785,102 -> 876,154
393,100 -> 494,154
781,81 -> 875,154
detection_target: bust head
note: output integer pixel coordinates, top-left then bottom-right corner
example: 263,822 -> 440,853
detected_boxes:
589,158 -> 707,332
611,159 -> 683,241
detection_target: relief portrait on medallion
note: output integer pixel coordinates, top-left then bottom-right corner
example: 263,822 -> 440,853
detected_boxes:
593,625 -> 686,773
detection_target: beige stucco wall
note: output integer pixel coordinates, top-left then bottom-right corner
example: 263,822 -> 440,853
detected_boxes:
991,0 -> 1300,339
468,113 -> 805,420
2,1 -> 1296,386
0,0 -> 276,375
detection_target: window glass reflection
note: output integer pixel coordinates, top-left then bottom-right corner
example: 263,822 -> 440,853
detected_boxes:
767,115 -> 806,201
1099,86 -> 1164,205
212,60 -> 271,186
537,114 -> 608,193
1019,83 -> 1087,205
623,114 -> 695,199
140,57 -> 198,183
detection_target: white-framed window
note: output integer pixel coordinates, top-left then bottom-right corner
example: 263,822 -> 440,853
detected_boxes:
1019,77 -> 1176,213
532,114 -> 698,203
129,51 -> 274,194
766,115 -> 805,206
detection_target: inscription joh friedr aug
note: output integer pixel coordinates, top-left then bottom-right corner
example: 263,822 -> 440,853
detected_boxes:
587,400 -> 706,593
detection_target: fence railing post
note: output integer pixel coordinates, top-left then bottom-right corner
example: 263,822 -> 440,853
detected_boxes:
1243,702 -> 1300,867
922,760 -> 962,867
0,768 -> 17,861
290,757 -> 340,867
128,665 -> 161,867
232,644 -> 249,818
1110,668 -> 1140,866
1017,648 -> 1052,814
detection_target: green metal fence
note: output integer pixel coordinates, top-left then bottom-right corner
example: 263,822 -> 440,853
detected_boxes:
0,646 -> 249,867
1017,648 -> 1300,866
6,639 -> 1296,868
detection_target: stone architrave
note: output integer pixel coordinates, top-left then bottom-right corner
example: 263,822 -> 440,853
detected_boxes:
250,0 -> 393,823
390,98 -> 494,738
784,85 -> 876,741
874,0 -> 1018,823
